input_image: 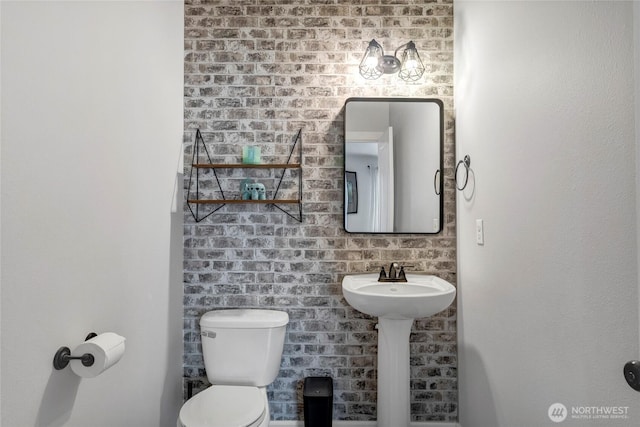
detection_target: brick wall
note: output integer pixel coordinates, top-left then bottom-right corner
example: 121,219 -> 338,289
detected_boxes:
183,0 -> 456,422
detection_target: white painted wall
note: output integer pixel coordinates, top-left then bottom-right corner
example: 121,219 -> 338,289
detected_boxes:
0,2 -> 3,423
635,0 -> 640,352
1,1 -> 183,426
455,1 -> 639,426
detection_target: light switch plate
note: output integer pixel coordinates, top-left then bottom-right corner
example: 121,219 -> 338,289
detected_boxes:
476,219 -> 484,245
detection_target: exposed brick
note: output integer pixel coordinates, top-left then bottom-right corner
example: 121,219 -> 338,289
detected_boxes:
184,0 -> 456,422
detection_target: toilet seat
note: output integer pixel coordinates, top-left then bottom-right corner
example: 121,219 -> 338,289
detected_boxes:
178,385 -> 266,427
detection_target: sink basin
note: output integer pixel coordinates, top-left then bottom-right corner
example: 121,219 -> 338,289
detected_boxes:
342,272 -> 456,427
342,273 -> 456,320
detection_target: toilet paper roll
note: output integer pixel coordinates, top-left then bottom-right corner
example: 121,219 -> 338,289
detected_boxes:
70,332 -> 126,378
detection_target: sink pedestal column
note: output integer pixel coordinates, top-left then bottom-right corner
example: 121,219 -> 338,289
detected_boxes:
377,318 -> 413,427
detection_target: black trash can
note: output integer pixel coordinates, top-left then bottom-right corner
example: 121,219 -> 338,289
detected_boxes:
303,376 -> 333,427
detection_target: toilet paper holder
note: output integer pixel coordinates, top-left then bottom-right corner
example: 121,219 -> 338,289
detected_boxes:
53,332 -> 98,370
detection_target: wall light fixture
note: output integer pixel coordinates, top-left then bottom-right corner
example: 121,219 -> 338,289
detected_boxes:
359,39 -> 426,82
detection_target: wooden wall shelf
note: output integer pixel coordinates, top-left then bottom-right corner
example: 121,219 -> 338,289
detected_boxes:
186,129 -> 303,223
192,163 -> 301,169
188,199 -> 300,205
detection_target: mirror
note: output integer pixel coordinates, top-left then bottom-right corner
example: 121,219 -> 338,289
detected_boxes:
344,98 -> 443,234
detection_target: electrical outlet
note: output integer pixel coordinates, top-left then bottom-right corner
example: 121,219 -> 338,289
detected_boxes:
476,219 -> 484,245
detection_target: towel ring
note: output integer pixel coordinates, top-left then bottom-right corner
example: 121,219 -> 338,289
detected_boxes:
455,155 -> 471,191
434,169 -> 441,195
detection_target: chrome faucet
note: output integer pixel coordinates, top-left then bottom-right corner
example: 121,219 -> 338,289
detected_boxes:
378,262 -> 408,282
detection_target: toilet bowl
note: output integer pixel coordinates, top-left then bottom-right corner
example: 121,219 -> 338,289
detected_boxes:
178,385 -> 269,427
177,309 -> 288,427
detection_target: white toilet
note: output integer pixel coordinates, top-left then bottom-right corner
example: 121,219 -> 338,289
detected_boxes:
178,309 -> 289,427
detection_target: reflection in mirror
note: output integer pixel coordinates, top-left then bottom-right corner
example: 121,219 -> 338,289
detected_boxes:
344,98 -> 443,234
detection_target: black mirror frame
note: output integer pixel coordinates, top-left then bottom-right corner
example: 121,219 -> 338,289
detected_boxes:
343,97 -> 444,234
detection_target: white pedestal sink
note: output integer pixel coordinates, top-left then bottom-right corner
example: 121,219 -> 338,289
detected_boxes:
342,273 -> 456,427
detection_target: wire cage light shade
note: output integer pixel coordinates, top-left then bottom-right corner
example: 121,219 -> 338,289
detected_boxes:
398,41 -> 426,82
359,39 -> 384,80
358,39 -> 425,82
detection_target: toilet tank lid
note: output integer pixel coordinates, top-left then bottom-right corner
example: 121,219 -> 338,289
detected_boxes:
200,309 -> 289,329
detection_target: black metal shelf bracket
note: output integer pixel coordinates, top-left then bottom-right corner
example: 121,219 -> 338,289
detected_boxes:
272,128 -> 303,222
186,129 -> 224,223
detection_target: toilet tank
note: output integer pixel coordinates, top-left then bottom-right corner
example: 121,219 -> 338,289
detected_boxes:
200,309 -> 289,387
